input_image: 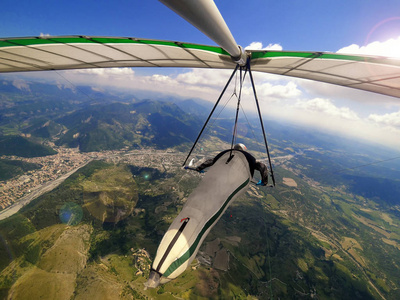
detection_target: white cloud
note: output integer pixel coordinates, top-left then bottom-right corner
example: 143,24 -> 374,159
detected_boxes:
40,33 -> 50,37
12,79 -> 30,91
263,99 -> 400,149
295,98 -> 360,121
55,68 -> 229,100
91,87 -> 105,93
148,74 -> 174,85
368,110 -> 400,128
176,68 -> 232,87
253,81 -> 301,100
337,35 -> 400,58
245,42 -> 283,51
71,67 -> 135,76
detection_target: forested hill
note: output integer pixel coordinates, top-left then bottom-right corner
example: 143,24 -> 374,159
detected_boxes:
54,100 -> 202,151
1,80 -> 203,152
0,135 -> 56,157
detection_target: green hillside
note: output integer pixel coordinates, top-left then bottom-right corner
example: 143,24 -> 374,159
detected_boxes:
0,159 -> 41,181
1,157 -> 399,299
22,119 -> 64,139
55,100 -> 201,151
0,80 -> 137,140
0,135 -> 57,157
1,80 -> 203,152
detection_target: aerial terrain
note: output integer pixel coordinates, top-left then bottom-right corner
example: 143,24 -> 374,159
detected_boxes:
0,80 -> 400,299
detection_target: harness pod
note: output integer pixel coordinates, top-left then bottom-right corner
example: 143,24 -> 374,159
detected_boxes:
146,150 -> 252,287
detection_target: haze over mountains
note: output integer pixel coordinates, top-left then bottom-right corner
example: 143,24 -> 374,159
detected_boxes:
1,79 -> 400,299
1,80 -> 203,152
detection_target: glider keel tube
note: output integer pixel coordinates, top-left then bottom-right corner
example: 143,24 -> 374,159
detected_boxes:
159,0 -> 246,64
146,151 -> 251,287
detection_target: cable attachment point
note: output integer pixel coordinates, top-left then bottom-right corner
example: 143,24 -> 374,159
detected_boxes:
232,45 -> 248,66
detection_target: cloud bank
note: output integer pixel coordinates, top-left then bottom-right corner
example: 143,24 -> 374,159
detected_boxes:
337,36 -> 400,58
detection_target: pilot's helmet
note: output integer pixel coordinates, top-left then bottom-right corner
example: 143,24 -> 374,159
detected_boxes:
233,143 -> 247,151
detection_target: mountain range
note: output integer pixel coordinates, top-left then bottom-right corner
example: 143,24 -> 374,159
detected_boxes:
54,100 -> 201,151
1,80 -> 204,152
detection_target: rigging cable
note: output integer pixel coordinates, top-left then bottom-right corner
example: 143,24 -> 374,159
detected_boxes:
202,71 -> 241,145
239,102 -> 265,155
230,66 -> 248,152
247,59 -> 276,186
182,64 -> 240,166
54,71 -> 95,101
183,58 -> 277,188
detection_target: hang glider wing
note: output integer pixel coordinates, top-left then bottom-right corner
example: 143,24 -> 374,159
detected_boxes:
0,36 -> 235,72
1,36 -> 400,98
250,51 -> 400,98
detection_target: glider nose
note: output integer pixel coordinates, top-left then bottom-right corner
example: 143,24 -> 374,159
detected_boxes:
145,270 -> 161,289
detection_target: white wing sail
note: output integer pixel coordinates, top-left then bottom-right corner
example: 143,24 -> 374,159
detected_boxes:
1,36 -> 400,98
0,36 -> 235,72
250,50 -> 400,98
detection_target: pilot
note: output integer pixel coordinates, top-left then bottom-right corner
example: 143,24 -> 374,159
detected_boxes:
195,143 -> 269,186
147,143 -> 267,288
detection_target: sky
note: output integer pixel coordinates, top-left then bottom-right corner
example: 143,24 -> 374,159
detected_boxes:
2,0 -> 400,150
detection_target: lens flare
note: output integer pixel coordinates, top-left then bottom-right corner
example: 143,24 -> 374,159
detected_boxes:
59,202 -> 83,225
142,172 -> 152,180
365,17 -> 400,58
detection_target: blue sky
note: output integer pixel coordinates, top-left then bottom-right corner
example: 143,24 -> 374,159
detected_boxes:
2,0 -> 400,149
2,0 -> 400,51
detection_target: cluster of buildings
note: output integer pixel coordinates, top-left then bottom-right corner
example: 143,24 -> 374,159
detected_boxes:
0,146 -> 186,211
107,148 -> 185,172
0,146 -> 91,209
131,248 -> 151,276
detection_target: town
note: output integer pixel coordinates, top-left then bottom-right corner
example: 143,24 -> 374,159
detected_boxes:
0,145 -> 187,211
0,146 -> 90,209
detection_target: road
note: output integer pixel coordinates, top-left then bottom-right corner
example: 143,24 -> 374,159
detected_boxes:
0,159 -> 92,221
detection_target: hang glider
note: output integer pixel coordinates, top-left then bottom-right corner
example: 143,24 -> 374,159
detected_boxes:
1,36 -> 400,98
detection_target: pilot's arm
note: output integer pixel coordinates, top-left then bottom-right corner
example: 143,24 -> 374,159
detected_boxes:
255,161 -> 269,185
195,158 -> 215,172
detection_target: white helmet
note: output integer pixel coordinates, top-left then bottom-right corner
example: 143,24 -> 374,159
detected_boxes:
233,143 -> 247,151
